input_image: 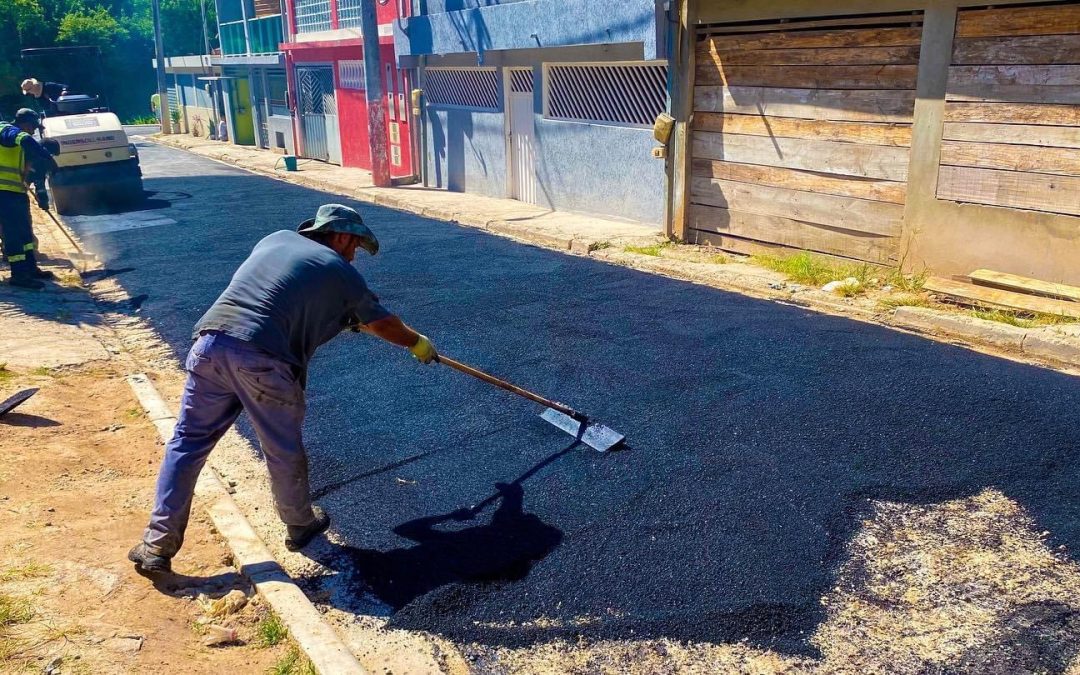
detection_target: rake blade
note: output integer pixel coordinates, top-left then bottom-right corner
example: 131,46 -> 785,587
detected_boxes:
0,388 -> 38,418
540,408 -> 626,452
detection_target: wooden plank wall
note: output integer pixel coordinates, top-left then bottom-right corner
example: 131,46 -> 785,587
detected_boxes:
938,3 -> 1080,216
689,13 -> 923,263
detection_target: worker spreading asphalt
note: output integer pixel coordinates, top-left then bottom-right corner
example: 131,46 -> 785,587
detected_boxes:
68,142 -> 1080,651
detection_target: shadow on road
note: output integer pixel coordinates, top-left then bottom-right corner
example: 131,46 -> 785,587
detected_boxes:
332,480 -> 563,612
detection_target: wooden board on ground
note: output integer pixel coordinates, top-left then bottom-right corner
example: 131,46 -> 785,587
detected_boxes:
944,102 -> 1080,126
694,86 -> 916,123
955,5 -> 1080,39
693,113 -> 912,146
925,277 -> 1080,319
691,159 -> 907,204
937,166 -> 1080,216
969,269 -> 1080,304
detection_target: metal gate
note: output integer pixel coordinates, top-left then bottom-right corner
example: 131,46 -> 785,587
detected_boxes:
296,66 -> 340,164
508,68 -> 537,204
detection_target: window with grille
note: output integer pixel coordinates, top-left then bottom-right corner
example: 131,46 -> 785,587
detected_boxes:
294,0 -> 330,33
338,60 -> 365,90
424,68 -> 500,110
544,62 -> 668,127
336,0 -> 363,29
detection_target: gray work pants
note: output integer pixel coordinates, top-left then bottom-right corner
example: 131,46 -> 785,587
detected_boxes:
142,332 -> 315,557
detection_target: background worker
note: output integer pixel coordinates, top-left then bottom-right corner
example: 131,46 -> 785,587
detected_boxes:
0,108 -> 57,290
20,78 -> 68,117
129,204 -> 438,574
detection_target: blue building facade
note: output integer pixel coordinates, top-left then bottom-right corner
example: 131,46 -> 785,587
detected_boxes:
394,0 -> 670,224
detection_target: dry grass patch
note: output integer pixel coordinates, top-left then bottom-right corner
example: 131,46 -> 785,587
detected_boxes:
972,309 -> 1080,329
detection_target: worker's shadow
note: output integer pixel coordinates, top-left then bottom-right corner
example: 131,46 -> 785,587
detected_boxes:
325,480 -> 563,613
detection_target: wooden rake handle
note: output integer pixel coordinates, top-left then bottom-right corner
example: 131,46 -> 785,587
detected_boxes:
435,355 -> 583,421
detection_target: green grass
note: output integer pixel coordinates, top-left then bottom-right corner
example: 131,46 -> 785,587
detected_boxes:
587,241 -> 612,253
0,364 -> 13,382
879,294 -> 931,310
270,645 -> 316,675
125,407 -> 145,419
30,366 -> 52,377
885,266 -> 929,292
752,252 -> 873,289
971,309 -> 1079,329
125,115 -> 159,125
255,613 -> 288,648
0,595 -> 32,627
0,562 -> 51,583
709,254 -> 729,265
623,242 -> 670,257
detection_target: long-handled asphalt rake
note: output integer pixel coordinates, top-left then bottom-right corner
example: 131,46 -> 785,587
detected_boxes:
435,355 -> 625,452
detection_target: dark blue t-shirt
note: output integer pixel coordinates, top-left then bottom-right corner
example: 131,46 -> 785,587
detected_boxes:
194,230 -> 390,371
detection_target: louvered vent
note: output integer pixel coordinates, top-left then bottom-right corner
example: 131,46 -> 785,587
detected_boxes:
546,62 -> 668,126
425,68 -> 500,109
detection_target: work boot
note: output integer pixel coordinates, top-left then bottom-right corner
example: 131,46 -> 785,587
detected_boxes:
284,506 -> 330,552
9,277 -> 44,290
128,542 -> 172,574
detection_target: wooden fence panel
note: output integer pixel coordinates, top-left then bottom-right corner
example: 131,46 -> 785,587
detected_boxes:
690,14 -> 919,263
938,3 -> 1080,217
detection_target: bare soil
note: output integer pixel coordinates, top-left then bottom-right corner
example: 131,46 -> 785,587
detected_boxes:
0,366 -> 297,674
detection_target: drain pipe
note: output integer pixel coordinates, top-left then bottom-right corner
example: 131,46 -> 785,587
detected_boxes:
417,55 -> 428,187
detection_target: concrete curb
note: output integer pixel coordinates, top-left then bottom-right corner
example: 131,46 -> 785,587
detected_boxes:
891,307 -> 1028,350
890,307 -> 1080,368
126,373 -> 366,675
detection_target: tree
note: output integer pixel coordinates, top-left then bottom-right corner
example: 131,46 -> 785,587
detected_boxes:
56,5 -> 128,45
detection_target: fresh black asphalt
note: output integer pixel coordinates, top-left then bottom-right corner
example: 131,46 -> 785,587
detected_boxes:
69,140 -> 1080,652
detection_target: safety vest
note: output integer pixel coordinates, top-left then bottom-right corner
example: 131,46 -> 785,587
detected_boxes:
0,125 -> 28,195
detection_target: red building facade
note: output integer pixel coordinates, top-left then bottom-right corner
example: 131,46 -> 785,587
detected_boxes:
281,0 -> 414,177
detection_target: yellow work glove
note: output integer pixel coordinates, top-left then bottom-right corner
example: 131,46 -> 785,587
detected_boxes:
410,334 -> 437,364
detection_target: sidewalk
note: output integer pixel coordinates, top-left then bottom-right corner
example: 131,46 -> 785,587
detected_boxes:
147,132 -> 1080,374
146,133 -> 662,253
0,211 -> 298,673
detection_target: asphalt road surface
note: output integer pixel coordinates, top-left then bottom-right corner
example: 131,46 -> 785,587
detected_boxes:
66,141 -> 1080,652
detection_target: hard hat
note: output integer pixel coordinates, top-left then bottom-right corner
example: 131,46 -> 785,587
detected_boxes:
20,79 -> 42,97
297,204 -> 379,256
14,108 -> 40,127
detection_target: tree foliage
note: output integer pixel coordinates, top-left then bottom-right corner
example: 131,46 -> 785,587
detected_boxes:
1,0 -> 216,121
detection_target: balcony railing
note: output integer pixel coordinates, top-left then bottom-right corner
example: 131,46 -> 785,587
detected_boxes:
219,14 -> 283,56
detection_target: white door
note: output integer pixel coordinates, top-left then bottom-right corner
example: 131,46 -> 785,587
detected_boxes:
508,68 -> 537,205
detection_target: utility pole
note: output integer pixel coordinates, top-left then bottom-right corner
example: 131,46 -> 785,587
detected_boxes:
200,0 -> 212,57
151,0 -> 172,134
358,0 -> 390,186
